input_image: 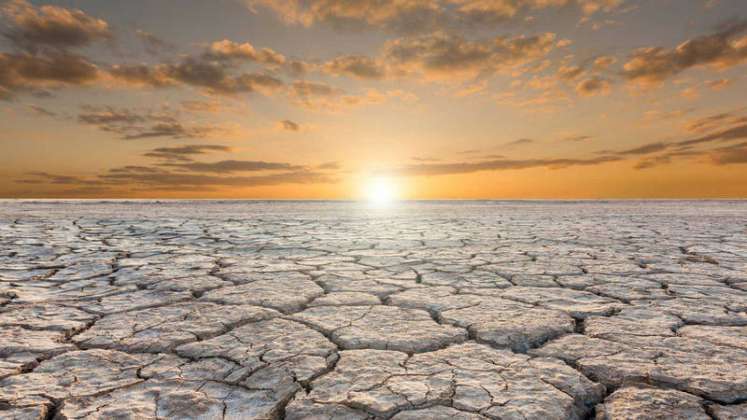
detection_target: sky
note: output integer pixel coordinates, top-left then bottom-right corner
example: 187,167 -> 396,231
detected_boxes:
1,0 -> 746,199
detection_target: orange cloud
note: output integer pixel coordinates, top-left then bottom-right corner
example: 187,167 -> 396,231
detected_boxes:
0,52 -> 99,99
383,31 -> 556,80
248,0 -> 627,32
2,0 -> 111,52
622,20 -> 747,85
205,39 -> 286,65
324,55 -> 387,79
576,76 -> 611,96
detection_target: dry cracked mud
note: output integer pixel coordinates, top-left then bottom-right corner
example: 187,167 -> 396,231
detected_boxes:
0,200 -> 745,419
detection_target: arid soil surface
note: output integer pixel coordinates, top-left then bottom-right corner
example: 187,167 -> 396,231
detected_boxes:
1,200 -> 746,419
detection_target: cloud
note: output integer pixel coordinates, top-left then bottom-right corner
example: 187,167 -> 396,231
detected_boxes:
285,59 -> 314,77
317,161 -> 341,170
631,141 -> 747,170
123,123 -> 219,140
180,100 -> 222,113
575,76 -> 611,96
710,142 -> 747,165
289,80 -> 343,109
561,134 -> 593,142
680,122 -> 747,147
289,80 -> 410,111
84,148 -> 340,190
594,141 -> 688,169
705,78 -> 732,91
642,108 -> 692,123
394,155 -> 621,176
621,20 -> 747,85
247,0 -> 626,32
684,111 -> 738,133
411,156 -> 441,162
447,0 -> 621,24
17,161 -> 340,194
98,167 -> 336,189
550,53 -> 614,95
128,62 -> 283,94
77,106 -> 221,140
446,0 -> 526,23
108,53 -> 286,95
204,39 -> 286,65
494,86 -> 571,112
382,31 -> 556,79
601,111 -> 747,169
108,165 -> 168,175
409,126 -> 744,174
279,119 -> 300,131
577,0 -> 625,16
679,86 -> 700,100
592,55 -> 616,70
631,148 -> 703,169
635,143 -> 747,169
525,75 -> 556,90
27,104 -> 56,116
1,0 -> 111,52
135,30 -> 175,55
163,160 -> 304,173
0,1 -> 110,99
101,171 -> 336,190
78,106 -> 144,125
18,171 -> 103,185
143,144 -> 232,162
108,64 -> 176,88
607,142 -> 670,156
19,169 -> 337,192
165,57 -> 285,94
633,155 -> 673,170
291,80 -> 341,97
454,80 -> 488,96
556,65 -> 584,81
0,52 -> 98,99
505,138 -> 535,146
318,35 -> 555,83
247,0 -> 444,33
324,55 -> 387,79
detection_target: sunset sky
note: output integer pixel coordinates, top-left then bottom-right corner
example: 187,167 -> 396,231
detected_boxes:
1,0 -> 746,199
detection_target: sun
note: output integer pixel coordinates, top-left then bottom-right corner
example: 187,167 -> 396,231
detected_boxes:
365,176 -> 398,206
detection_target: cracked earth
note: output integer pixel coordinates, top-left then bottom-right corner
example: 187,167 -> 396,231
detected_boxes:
1,200 -> 746,420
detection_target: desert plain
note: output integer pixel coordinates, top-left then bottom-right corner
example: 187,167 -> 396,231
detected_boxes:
1,200 -> 746,419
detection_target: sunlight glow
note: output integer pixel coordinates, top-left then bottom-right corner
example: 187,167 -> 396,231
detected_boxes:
365,176 -> 397,206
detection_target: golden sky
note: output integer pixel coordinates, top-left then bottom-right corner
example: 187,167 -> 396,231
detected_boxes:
1,0 -> 746,198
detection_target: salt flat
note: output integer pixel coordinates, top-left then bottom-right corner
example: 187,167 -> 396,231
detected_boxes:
0,200 -> 746,419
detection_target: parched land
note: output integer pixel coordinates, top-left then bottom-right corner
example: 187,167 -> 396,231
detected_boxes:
0,200 -> 746,419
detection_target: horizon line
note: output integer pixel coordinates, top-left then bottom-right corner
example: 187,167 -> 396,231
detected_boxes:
1,198 -> 746,202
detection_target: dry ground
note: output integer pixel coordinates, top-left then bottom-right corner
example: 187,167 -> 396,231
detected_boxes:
1,201 -> 746,419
